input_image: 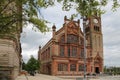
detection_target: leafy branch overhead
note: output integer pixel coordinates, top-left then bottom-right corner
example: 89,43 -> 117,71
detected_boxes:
0,0 -> 54,34
57,0 -> 120,17
0,0 -> 120,34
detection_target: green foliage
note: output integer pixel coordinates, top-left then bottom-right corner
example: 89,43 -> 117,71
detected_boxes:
0,0 -> 18,34
0,0 -> 55,34
104,66 -> 120,75
25,55 -> 40,72
29,18 -> 49,32
1,0 -> 120,34
22,0 -> 54,33
57,0 -> 120,17
112,0 -> 120,11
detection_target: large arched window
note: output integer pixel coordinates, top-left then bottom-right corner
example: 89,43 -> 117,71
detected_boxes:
67,34 -> 78,43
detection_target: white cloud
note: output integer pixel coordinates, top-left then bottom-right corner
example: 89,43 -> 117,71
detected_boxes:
102,4 -> 120,66
21,24 -> 52,62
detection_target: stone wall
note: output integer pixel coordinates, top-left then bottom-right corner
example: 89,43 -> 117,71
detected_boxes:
0,39 -> 20,80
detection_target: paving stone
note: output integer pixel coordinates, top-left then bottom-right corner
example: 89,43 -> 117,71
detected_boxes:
15,74 -> 120,80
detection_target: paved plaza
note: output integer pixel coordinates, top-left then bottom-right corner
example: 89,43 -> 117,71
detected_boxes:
15,74 -> 120,80
15,74 -> 73,80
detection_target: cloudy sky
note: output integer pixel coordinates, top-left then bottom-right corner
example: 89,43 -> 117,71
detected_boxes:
20,2 -> 120,67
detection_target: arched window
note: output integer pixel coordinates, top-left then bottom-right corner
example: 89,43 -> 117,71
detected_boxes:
67,34 -> 78,43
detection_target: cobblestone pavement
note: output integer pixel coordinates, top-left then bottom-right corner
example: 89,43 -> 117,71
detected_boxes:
15,74 -> 120,80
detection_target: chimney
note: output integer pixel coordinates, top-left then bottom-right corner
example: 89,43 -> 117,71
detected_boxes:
52,24 -> 56,37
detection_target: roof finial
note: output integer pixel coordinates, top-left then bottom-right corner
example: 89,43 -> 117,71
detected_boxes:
39,46 -> 41,49
64,16 -> 67,21
78,19 -> 80,24
52,24 -> 56,31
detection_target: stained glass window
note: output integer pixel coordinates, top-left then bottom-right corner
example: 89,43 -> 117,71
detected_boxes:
67,34 -> 78,43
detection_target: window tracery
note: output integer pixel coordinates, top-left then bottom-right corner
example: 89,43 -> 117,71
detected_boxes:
67,34 -> 78,43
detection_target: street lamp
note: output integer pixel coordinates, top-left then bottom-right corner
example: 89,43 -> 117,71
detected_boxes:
82,16 -> 87,80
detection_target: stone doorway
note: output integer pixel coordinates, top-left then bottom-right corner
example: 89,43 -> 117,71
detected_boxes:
95,67 -> 99,74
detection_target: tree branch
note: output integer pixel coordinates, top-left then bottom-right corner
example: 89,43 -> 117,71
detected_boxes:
0,0 -> 15,14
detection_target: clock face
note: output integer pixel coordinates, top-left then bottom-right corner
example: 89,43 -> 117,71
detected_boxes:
93,18 -> 98,23
86,20 -> 89,25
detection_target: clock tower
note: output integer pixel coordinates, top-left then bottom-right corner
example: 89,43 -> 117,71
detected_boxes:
85,15 -> 103,74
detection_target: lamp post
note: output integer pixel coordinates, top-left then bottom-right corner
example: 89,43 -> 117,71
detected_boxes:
83,16 -> 87,80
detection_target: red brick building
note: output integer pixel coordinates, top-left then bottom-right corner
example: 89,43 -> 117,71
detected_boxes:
38,16 -> 103,76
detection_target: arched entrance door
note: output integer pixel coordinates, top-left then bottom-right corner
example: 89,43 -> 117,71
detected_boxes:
94,53 -> 103,74
95,67 -> 99,74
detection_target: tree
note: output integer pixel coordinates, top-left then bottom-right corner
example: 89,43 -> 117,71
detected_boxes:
26,55 -> 40,73
1,0 -> 120,34
57,0 -> 120,17
0,0 -> 55,34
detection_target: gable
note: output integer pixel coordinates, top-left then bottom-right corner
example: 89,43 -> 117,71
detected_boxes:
94,53 -> 103,61
67,21 -> 79,35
